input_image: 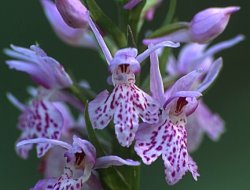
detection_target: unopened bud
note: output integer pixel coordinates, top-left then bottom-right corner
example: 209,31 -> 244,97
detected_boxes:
55,0 -> 88,28
189,6 -> 240,43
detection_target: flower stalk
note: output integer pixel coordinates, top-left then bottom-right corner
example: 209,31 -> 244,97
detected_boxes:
4,0 -> 244,189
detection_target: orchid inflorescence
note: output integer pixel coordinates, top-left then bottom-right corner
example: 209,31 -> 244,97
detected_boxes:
5,0 -> 243,189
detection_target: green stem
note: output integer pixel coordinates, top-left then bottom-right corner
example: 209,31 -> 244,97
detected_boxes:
68,85 -> 87,103
163,0 -> 177,26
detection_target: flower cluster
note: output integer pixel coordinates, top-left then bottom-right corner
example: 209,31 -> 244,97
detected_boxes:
5,0 -> 243,189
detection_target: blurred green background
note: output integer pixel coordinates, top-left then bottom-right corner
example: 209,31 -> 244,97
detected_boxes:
0,0 -> 249,189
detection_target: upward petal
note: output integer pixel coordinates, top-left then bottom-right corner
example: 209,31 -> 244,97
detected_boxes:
137,41 -> 179,63
87,14 -> 112,64
177,43 -> 209,74
149,44 -> 165,105
197,57 -> 223,92
165,70 -> 203,100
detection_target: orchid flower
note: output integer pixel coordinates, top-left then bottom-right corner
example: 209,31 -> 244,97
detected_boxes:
5,44 -> 84,110
7,93 -> 64,159
38,102 -> 87,178
86,14 -> 179,147
135,44 -> 223,185
5,44 -> 72,90
167,35 -> 244,76
40,0 -> 96,48
166,36 -> 244,152
4,43 -> 84,159
17,136 -> 140,190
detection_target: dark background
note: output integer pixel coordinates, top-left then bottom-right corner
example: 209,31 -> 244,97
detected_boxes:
0,0 -> 249,189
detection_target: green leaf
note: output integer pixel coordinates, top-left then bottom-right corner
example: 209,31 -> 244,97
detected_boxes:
98,167 -> 130,190
147,22 -> 189,39
163,0 -> 177,25
127,25 -> 137,47
116,146 -> 141,190
85,0 -> 127,48
127,0 -> 146,42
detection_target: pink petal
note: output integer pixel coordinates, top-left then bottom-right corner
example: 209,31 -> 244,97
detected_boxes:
53,170 -> 84,190
195,101 -> 225,141
88,90 -> 114,129
31,178 -> 57,190
135,120 -> 168,165
186,115 -> 204,152
16,100 -> 63,158
188,156 -> 200,181
132,85 -> 160,124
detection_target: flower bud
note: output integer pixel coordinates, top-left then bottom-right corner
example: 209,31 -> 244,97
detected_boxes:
55,0 -> 88,28
189,6 -> 240,43
143,6 -> 240,45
